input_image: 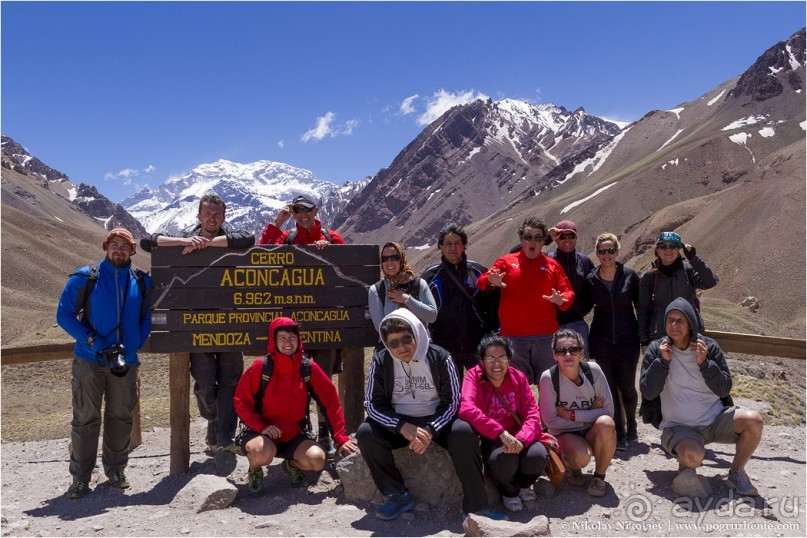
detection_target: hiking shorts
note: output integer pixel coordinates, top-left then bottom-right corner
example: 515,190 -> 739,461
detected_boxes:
660,406 -> 740,455
240,431 -> 314,460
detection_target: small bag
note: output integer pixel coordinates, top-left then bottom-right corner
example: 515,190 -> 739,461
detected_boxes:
541,440 -> 566,488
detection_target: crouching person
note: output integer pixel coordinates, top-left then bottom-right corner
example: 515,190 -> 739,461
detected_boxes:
640,298 -> 763,496
459,333 -> 559,513
234,318 -> 357,497
356,309 -> 503,520
539,329 -> 616,497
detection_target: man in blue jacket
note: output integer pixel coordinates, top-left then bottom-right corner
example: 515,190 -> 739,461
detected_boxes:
57,228 -> 152,499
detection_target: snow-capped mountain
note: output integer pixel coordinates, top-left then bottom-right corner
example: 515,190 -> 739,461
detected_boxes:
332,98 -> 622,247
123,159 -> 365,237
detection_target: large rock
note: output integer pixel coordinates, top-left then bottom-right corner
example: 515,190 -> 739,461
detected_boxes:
671,468 -> 713,498
336,444 -> 499,507
171,474 -> 238,513
463,513 -> 551,537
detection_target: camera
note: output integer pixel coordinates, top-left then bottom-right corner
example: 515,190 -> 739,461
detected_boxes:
99,344 -> 129,377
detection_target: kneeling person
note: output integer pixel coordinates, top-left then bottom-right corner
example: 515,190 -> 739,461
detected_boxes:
539,329 -> 616,497
357,309 -> 502,520
640,298 -> 763,496
234,318 -> 357,496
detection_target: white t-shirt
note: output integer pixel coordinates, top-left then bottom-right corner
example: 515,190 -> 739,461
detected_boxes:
391,357 -> 439,418
659,345 -> 724,429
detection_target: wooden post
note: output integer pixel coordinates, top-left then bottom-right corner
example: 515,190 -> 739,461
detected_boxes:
338,347 -> 366,434
169,352 -> 190,475
130,372 -> 142,449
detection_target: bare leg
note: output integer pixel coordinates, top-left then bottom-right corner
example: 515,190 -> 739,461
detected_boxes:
730,410 -> 763,473
585,415 -> 616,475
558,433 -> 592,471
290,439 -> 326,472
674,438 -> 706,469
245,435 -> 277,470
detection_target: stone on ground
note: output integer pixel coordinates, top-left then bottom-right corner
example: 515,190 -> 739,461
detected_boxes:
463,513 -> 550,537
171,474 -> 238,513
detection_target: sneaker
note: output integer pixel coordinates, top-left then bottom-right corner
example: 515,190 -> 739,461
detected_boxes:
66,480 -> 89,499
205,443 -> 219,455
502,495 -> 523,512
616,434 -> 628,451
587,476 -> 607,497
282,459 -> 304,486
626,421 -> 638,442
108,471 -> 130,489
318,426 -> 337,459
567,468 -> 587,487
375,491 -> 414,520
247,467 -> 264,497
727,468 -> 759,496
463,509 -> 508,521
518,487 -> 537,502
222,443 -> 241,455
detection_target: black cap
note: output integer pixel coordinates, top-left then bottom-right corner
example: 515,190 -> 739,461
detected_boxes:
290,195 -> 317,209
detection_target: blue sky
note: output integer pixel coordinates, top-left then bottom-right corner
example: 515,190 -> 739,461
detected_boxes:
2,1 -> 804,203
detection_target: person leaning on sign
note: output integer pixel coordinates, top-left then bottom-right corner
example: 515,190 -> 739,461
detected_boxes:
639,298 -> 763,497
258,194 -> 346,457
140,193 -> 255,454
56,228 -> 152,499
234,317 -> 357,497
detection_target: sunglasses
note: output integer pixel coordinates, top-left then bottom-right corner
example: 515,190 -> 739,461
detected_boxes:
559,233 -> 577,240
386,335 -> 414,349
657,243 -> 680,251
483,356 -> 509,365
597,247 -> 617,255
381,254 -> 401,262
292,206 -> 314,214
521,234 -> 544,243
553,345 -> 583,356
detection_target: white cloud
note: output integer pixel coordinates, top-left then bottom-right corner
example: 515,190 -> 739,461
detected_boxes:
417,89 -> 488,126
301,111 -> 336,142
104,168 -> 139,181
342,119 -> 359,135
277,140 -> 285,149
144,165 -> 156,174
399,94 -> 419,115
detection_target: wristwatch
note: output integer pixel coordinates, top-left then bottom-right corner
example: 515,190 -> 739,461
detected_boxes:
85,334 -> 95,348
569,411 -> 576,422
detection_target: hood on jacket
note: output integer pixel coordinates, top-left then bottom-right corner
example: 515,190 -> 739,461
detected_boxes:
380,308 -> 429,363
665,297 -> 698,342
267,317 -> 304,357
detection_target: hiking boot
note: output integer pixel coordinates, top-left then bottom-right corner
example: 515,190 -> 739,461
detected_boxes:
502,495 -> 523,512
283,459 -> 304,486
463,509 -> 508,521
616,434 -> 628,451
626,421 -> 638,442
567,468 -> 587,487
587,476 -> 607,497
66,480 -> 89,499
727,468 -> 759,496
518,487 -> 537,502
222,443 -> 241,455
247,467 -> 264,497
318,425 -> 337,459
108,471 -> 130,489
375,491 -> 414,520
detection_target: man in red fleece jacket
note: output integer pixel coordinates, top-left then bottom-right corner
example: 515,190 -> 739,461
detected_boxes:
478,217 -> 574,384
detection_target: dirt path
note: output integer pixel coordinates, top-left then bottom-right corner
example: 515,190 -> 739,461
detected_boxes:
1,412 -> 804,537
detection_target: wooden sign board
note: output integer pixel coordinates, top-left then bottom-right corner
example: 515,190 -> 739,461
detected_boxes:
149,244 -> 380,352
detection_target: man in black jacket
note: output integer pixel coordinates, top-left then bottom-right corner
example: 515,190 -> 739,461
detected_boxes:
422,223 -> 499,376
356,309 -> 504,521
141,193 -> 255,453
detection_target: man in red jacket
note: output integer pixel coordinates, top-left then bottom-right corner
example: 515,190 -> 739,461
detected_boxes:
258,194 -> 345,456
234,317 -> 357,497
478,217 -> 574,385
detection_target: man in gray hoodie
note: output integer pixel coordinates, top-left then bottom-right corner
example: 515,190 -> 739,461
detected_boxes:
640,298 -> 763,496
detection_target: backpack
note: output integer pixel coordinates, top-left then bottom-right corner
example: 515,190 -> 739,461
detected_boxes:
284,228 -> 333,245
550,361 -> 595,407
237,353 -> 329,442
71,263 -> 150,328
374,280 -> 421,307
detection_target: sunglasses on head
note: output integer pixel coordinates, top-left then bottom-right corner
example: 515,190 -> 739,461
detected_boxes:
381,254 -> 401,262
553,345 -> 583,356
292,206 -> 313,214
559,233 -> 576,240
657,243 -> 680,251
521,234 -> 544,243
386,335 -> 414,349
597,247 -> 617,255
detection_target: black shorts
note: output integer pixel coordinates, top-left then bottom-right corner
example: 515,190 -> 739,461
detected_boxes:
239,431 -> 314,459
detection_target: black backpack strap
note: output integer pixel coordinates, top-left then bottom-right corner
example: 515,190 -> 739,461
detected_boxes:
374,281 -> 386,307
71,264 -> 99,326
580,361 -> 595,387
551,364 -> 561,407
130,268 -> 151,321
284,229 -> 298,245
254,354 -> 275,414
323,230 -> 333,243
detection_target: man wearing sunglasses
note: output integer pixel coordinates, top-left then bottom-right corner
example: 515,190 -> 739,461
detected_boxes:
478,217 -> 575,384
547,220 -> 594,358
258,194 -> 346,456
357,309 -> 499,521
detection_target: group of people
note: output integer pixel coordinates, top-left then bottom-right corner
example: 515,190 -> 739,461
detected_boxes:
57,196 -> 764,522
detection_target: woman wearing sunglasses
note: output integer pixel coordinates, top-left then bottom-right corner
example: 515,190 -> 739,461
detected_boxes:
459,334 -> 559,513
539,329 -> 615,497
585,233 -> 640,452
637,232 -> 719,350
368,242 -> 437,339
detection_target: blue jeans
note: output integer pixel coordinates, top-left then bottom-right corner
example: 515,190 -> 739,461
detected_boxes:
508,335 -> 555,385
559,320 -> 590,359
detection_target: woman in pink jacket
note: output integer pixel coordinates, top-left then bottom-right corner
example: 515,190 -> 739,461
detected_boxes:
459,334 -> 559,513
